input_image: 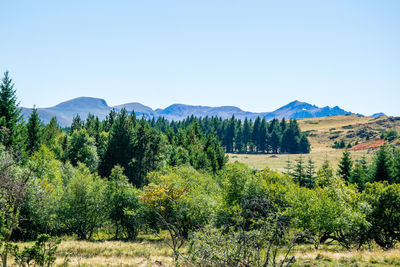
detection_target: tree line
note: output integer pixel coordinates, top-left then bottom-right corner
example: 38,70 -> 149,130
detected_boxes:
150,115 -> 311,154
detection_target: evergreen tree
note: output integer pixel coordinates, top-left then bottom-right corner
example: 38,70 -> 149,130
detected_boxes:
292,156 -> 306,186
70,114 -> 84,132
280,118 -> 287,133
392,148 -> 400,183
257,118 -> 268,153
99,108 -> 133,178
305,157 -> 316,188
252,117 -> 261,152
350,156 -> 370,190
298,134 -> 311,153
26,107 -> 42,156
284,157 -> 292,176
130,118 -> 165,187
223,116 -> 235,153
0,71 -> 23,149
372,145 -> 392,182
281,119 -> 301,153
242,118 -> 251,153
338,149 -> 353,181
270,129 -> 281,154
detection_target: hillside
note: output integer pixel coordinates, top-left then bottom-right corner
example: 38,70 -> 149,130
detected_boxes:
229,114 -> 400,171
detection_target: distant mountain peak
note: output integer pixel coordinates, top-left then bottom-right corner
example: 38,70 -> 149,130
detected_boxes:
22,97 -> 360,127
52,97 -> 108,110
371,112 -> 387,118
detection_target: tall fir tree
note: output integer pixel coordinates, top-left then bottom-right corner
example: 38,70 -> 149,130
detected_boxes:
338,149 -> 353,181
242,118 -> 251,153
305,157 -> 316,188
372,145 -> 392,182
0,71 -> 23,150
292,156 -> 306,186
26,107 -> 42,156
99,108 -> 134,178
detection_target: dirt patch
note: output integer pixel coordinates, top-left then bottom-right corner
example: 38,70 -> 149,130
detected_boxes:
349,139 -> 385,151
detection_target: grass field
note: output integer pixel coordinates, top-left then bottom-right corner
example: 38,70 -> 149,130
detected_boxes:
8,238 -> 400,266
229,114 -> 400,172
228,150 -> 371,172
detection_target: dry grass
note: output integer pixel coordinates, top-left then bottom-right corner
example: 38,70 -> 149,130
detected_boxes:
9,239 -> 174,267
229,115 -> 400,172
7,239 -> 400,266
228,150 -> 371,172
293,247 -> 400,266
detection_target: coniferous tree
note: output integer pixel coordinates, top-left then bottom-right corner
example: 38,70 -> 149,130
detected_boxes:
305,157 -> 316,188
70,114 -> 84,132
130,118 -> 165,187
257,118 -> 268,153
298,134 -> 311,153
280,118 -> 287,133
350,156 -> 370,190
281,120 -> 301,153
270,129 -> 281,154
0,71 -> 23,150
338,149 -> 353,181
223,116 -> 235,153
392,148 -> 400,183
372,145 -> 392,182
99,108 -> 133,178
292,156 -> 306,186
26,107 -> 42,156
252,117 -> 261,152
242,118 -> 251,153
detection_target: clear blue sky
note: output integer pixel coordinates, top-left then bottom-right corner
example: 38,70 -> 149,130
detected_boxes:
1,0 -> 399,115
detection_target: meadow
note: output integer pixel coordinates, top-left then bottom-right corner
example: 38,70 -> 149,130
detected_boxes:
8,237 -> 400,266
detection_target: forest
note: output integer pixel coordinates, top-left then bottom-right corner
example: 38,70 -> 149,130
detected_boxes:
1,71 -> 400,266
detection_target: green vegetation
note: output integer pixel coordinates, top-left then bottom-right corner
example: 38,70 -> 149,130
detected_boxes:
1,71 -> 400,266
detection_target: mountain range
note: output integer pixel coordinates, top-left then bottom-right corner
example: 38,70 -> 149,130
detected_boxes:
21,97 -> 357,127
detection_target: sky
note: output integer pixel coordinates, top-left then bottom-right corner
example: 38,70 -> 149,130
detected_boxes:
1,0 -> 399,116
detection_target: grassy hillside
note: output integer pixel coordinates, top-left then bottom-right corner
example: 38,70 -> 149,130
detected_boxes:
229,115 -> 400,171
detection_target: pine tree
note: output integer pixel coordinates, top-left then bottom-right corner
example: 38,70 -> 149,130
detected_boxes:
305,157 -> 316,188
372,145 -> 392,182
298,134 -> 311,153
0,71 -> 23,149
242,118 -> 251,153
252,117 -> 261,152
350,156 -> 370,190
70,114 -> 84,132
292,156 -> 306,186
270,129 -> 281,154
284,157 -> 292,176
392,148 -> 400,183
26,107 -> 42,156
257,118 -> 268,153
130,118 -> 165,187
223,116 -> 235,153
99,108 -> 133,178
338,149 -> 353,181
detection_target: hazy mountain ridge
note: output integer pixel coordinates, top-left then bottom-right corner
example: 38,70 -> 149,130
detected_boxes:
22,97 -> 357,127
